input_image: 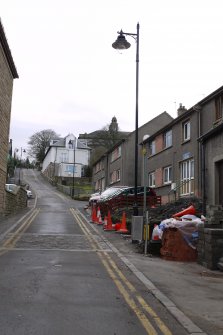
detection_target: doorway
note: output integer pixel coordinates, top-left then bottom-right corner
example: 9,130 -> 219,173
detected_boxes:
217,160 -> 223,205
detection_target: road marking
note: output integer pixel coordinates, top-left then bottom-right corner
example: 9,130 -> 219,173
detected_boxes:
70,208 -> 173,335
0,208 -> 40,256
79,208 -> 209,335
7,248 -> 113,252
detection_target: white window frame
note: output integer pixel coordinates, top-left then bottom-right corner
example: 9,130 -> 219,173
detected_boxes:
110,169 -> 121,184
148,172 -> 155,187
116,169 -> 121,181
111,145 -> 121,162
164,130 -> 172,148
61,152 -> 68,162
150,140 -> 156,155
163,166 -> 172,184
65,164 -> 76,173
183,121 -> 191,141
180,159 -> 194,195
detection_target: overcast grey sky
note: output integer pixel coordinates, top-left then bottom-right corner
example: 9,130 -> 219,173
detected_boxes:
1,0 -> 223,155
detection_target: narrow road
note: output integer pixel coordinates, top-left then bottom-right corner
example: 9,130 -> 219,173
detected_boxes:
0,169 -> 188,335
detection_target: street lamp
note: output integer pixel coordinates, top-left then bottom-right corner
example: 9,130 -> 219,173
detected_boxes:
112,23 -> 140,215
69,138 -> 76,198
142,135 -> 150,254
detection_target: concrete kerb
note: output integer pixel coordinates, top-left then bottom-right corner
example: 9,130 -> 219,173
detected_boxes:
79,209 -> 208,335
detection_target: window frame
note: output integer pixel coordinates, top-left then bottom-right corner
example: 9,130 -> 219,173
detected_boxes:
111,145 -> 121,162
164,130 -> 172,148
163,166 -> 172,184
215,95 -> 223,121
148,171 -> 155,187
149,140 -> 156,155
110,169 -> 121,184
183,120 -> 191,142
180,158 -> 194,195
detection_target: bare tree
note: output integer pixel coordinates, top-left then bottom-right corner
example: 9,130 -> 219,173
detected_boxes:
28,129 -> 60,163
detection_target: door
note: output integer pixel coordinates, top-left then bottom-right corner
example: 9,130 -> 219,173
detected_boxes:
218,160 -> 223,205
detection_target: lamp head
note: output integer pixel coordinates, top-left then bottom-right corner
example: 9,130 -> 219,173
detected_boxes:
143,134 -> 150,142
112,30 -> 131,50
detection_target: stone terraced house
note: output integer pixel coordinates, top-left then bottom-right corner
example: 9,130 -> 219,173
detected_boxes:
0,19 -> 18,214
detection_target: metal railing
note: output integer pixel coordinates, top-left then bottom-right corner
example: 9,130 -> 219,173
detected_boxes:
168,178 -> 195,202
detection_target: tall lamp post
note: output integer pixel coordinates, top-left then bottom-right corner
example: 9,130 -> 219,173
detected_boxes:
69,139 -> 76,198
112,23 -> 140,215
142,135 -> 150,254
17,147 -> 26,185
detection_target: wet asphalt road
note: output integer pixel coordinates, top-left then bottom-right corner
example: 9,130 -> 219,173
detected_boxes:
0,169 -> 189,335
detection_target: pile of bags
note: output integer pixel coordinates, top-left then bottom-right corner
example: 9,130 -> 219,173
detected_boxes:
151,205 -> 205,249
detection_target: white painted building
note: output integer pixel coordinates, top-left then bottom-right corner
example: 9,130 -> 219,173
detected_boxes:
42,134 -> 91,178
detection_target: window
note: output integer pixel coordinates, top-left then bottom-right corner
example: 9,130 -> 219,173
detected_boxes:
65,165 -> 76,173
164,130 -> 172,148
183,121 -> 190,141
95,161 -> 102,173
111,146 -> 121,162
215,95 -> 223,121
110,169 -> 121,184
180,159 -> 194,195
68,140 -> 74,149
148,172 -> 155,187
163,166 -> 172,184
61,153 -> 68,162
95,178 -> 104,191
149,140 -> 156,155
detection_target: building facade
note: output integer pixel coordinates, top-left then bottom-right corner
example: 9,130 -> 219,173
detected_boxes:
143,86 -> 223,206
0,19 -> 18,214
42,134 -> 91,183
92,112 -> 173,192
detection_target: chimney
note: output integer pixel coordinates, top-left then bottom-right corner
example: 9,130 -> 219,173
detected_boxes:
177,103 -> 187,116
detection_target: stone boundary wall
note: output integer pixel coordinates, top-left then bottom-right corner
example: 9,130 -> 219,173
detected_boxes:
198,227 -> 223,270
197,205 -> 223,270
4,187 -> 27,216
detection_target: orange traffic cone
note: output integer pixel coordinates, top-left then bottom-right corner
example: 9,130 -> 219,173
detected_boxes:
117,212 -> 129,234
172,205 -> 196,218
97,214 -> 103,225
96,206 -> 101,223
104,211 -> 115,231
103,216 -> 108,229
91,206 -> 97,223
115,222 -> 121,231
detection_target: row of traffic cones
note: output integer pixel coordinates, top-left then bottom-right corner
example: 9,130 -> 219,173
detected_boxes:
90,206 -> 129,234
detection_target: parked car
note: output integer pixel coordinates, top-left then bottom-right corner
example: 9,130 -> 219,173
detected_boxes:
26,189 -> 33,198
89,186 -> 130,206
96,186 -> 159,216
5,184 -> 18,192
89,192 -> 101,206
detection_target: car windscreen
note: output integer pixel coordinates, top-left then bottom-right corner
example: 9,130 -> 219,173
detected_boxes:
100,187 -> 131,201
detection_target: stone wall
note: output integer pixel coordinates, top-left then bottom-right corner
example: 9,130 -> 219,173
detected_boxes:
197,205 -> 223,270
0,20 -> 18,214
0,44 -> 14,214
3,187 -> 27,216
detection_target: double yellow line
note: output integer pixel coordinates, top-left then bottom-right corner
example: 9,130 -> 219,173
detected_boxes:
70,208 -> 172,335
0,208 -> 40,256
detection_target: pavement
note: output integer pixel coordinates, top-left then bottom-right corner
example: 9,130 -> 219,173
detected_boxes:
1,205 -> 223,335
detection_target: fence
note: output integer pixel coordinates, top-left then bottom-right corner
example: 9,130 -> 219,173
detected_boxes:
56,183 -> 92,200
